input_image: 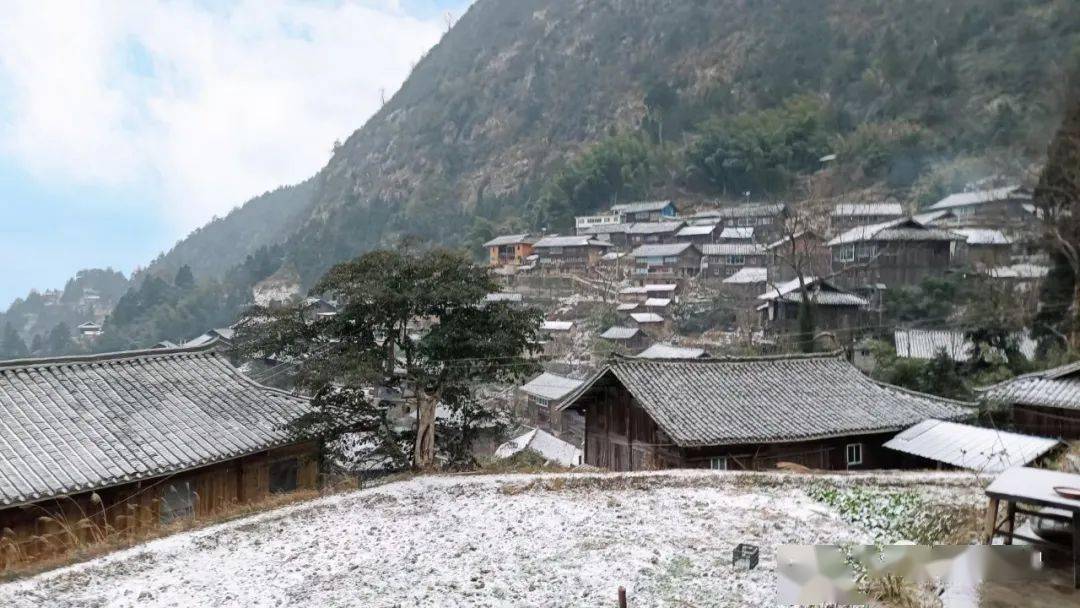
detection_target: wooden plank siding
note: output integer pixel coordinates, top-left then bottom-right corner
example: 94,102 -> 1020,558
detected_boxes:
0,442 -> 318,570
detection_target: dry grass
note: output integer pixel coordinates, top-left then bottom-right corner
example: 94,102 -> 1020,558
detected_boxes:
0,487 -> 337,581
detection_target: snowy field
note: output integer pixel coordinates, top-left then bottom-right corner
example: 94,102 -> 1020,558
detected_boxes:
0,470 -> 983,607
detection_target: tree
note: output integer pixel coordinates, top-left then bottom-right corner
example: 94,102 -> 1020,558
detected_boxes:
1,323 -> 29,359
1033,96 -> 1080,352
174,265 -> 195,290
234,248 -> 542,471
47,322 -> 74,356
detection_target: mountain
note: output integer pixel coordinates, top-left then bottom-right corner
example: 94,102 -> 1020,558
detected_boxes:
145,179 -> 315,282
11,0 -> 1079,353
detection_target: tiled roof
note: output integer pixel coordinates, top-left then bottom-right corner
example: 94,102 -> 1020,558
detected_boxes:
520,372 -> 584,401
675,224 -> 718,237
483,233 -> 533,247
981,361 -> 1080,411
719,227 -> 754,240
560,354 -> 973,447
831,203 -> 904,217
953,228 -> 1012,245
534,236 -> 611,248
610,200 -> 674,214
722,267 -> 768,284
630,243 -> 698,258
701,243 -> 766,256
827,218 -> 963,246
600,326 -> 641,340
883,419 -> 1061,473
758,277 -> 867,307
705,203 -> 787,219
627,221 -> 684,234
985,264 -> 1049,279
928,185 -> 1029,210
0,346 -> 309,507
636,344 -> 707,359
577,223 -> 632,235
894,329 -> 1037,361
912,210 -> 955,225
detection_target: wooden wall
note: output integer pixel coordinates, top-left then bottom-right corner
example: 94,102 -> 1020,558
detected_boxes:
0,442 -> 318,570
1011,404 -> 1080,440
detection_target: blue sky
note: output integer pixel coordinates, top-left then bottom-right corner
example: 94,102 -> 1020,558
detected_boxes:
0,0 -> 469,307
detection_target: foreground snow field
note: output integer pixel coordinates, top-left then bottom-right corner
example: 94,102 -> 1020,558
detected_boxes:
0,471 -> 982,607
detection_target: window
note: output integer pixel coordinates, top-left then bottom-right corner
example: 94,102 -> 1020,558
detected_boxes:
663,256 -> 679,264
855,243 -> 877,260
709,456 -> 728,470
725,255 -> 745,266
269,458 -> 300,494
846,443 -> 863,467
160,481 -> 196,523
835,244 -> 855,262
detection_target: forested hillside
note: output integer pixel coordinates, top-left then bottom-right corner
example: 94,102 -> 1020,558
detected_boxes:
7,0 -> 1080,353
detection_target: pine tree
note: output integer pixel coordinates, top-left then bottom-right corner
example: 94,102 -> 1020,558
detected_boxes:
174,265 -> 195,290
1,323 -> 29,359
47,322 -> 74,356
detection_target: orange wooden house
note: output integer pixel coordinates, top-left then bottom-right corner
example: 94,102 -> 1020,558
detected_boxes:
483,233 -> 536,267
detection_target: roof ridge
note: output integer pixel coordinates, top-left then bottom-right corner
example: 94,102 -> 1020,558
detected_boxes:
610,350 -> 844,363
0,340 -> 223,371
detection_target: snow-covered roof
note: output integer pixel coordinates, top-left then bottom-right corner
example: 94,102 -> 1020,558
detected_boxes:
701,202 -> 786,219
644,284 -> 678,293
827,217 -> 963,246
483,234 -> 533,247
484,292 -> 523,303
626,221 -> 684,235
701,243 -> 766,256
719,227 -> 754,240
541,320 -> 574,332
884,419 -> 1061,473
928,185 -> 1029,210
494,429 -> 582,467
577,223 -> 632,235
894,329 -> 1037,361
610,200 -> 674,214
520,372 -> 585,401
758,277 -> 867,307
600,326 -> 641,340
616,303 -> 639,312
675,224 -> 718,237
982,360 -> 1080,411
831,203 -> 904,217
619,286 -> 648,295
630,312 -> 664,324
722,267 -> 768,284
644,298 -> 671,308
636,343 -> 707,359
534,236 -> 611,248
630,243 -> 697,258
912,210 -> 955,225
985,264 -> 1049,279
953,228 -> 1012,246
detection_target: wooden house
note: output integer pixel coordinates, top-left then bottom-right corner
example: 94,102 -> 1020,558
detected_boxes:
982,361 -> 1080,439
482,234 -> 536,267
576,223 -> 632,248
626,221 -> 685,248
830,203 -> 904,232
599,326 -> 647,351
0,345 -> 315,569
517,372 -> 586,446
765,231 -> 830,283
717,227 -> 755,242
951,228 -> 1014,270
556,354 -> 973,471
533,235 -> 612,270
827,218 -> 962,289
630,243 -> 702,279
757,277 -> 868,336
925,185 -> 1035,229
701,243 -> 767,278
708,202 -> 788,241
610,200 -> 678,223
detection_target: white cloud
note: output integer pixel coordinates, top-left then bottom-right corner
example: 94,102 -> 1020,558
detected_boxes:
0,0 -> 447,231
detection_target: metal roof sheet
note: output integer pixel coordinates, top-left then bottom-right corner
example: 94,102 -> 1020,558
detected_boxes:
928,186 -> 1029,210
600,326 -> 641,340
534,236 -> 611,248
626,221 -> 684,235
630,312 -> 665,324
831,203 -> 904,217
883,419 -> 1061,473
701,243 -> 766,256
630,243 -> 697,258
483,233 -> 533,247
719,227 -> 754,240
610,200 -> 674,214
894,329 -> 1036,361
560,355 -> 974,447
636,344 -> 707,359
954,228 -> 1013,245
0,346 -> 309,507
722,267 -> 768,284
676,224 -> 718,237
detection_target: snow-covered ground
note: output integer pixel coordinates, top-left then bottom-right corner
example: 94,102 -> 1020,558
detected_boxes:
0,470 -> 982,607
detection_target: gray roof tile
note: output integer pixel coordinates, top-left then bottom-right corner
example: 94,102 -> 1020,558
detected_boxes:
0,346 -> 309,507
561,354 -> 973,447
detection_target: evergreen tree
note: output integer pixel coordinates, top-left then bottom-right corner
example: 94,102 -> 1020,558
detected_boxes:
30,334 -> 44,355
174,265 -> 195,290
47,322 -> 74,356
1,323 -> 29,359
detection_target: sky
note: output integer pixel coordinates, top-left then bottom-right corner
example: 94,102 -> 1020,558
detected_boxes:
0,0 -> 469,306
